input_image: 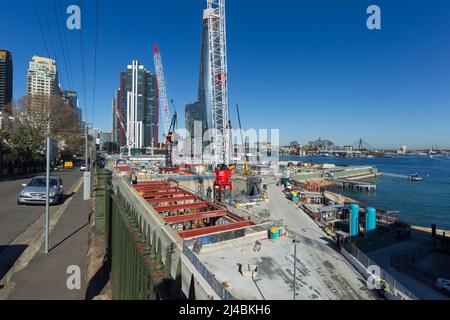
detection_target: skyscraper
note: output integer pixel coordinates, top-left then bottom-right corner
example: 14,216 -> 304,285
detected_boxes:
0,50 -> 13,110
61,90 -> 78,108
112,91 -> 119,144
116,61 -> 158,149
26,55 -> 60,96
185,9 -> 213,137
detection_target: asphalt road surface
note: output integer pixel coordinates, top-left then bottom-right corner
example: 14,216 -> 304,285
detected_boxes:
0,169 -> 82,254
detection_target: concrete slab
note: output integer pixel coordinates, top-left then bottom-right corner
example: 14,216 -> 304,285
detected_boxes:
195,178 -> 374,300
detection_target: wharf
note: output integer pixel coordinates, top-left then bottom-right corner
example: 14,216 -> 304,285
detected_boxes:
328,178 -> 377,191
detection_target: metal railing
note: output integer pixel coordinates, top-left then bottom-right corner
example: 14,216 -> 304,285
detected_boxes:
344,243 -> 418,300
183,241 -> 236,300
96,169 -> 181,300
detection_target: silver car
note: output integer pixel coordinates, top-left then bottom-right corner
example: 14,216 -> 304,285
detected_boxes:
17,176 -> 64,205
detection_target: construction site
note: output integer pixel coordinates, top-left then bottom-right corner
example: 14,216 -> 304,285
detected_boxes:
101,0 -> 450,301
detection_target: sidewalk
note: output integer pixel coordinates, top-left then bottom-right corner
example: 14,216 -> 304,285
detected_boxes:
5,182 -> 92,300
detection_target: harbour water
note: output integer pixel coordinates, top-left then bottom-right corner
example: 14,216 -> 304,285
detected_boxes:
281,156 -> 450,230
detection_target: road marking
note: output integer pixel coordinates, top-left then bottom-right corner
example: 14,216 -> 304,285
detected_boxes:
0,177 -> 84,299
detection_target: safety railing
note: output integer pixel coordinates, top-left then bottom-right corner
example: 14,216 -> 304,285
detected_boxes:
343,243 -> 418,300
183,240 -> 236,300
95,169 -> 182,300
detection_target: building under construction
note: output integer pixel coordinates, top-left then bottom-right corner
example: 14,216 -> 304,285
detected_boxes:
133,180 -> 253,239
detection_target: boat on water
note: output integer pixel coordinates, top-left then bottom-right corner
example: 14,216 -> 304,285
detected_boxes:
410,173 -> 423,181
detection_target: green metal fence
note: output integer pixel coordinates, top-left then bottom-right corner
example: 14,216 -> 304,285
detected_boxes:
95,169 -> 183,300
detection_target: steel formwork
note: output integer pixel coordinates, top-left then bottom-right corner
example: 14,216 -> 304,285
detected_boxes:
133,180 -> 253,239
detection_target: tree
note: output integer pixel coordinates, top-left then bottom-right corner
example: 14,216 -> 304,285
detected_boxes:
14,94 -> 84,159
0,129 -> 11,174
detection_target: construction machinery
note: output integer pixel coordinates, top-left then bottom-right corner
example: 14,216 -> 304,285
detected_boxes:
114,108 -> 133,157
236,103 -> 250,175
165,111 -> 178,168
154,43 -> 180,168
204,0 -> 233,202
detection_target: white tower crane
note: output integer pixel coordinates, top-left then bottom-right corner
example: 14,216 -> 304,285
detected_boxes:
206,0 -> 230,166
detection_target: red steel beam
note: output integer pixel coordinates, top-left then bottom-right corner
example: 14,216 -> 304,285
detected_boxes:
155,202 -> 211,213
135,183 -> 170,188
164,210 -> 229,224
178,220 -> 253,238
143,190 -> 187,198
135,184 -> 173,190
138,187 -> 179,194
147,196 -> 197,204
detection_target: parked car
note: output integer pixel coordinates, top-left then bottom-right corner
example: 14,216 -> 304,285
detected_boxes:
17,176 -> 64,205
435,278 -> 450,295
80,164 -> 88,171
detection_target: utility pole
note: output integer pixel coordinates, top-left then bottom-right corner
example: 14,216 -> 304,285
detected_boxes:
44,98 -> 51,254
84,123 -> 91,200
44,136 -> 50,253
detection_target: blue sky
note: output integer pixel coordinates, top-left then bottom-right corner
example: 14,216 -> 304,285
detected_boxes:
1,0 -> 450,149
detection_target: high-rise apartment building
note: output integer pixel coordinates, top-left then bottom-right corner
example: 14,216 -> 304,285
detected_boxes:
0,50 -> 13,110
61,89 -> 82,121
116,61 -> 158,149
26,55 -> 60,96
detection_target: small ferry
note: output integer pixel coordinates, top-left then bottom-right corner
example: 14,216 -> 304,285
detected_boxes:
410,173 -> 423,181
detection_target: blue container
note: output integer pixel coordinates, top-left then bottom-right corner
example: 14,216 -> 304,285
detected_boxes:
350,204 -> 360,237
270,227 -> 280,240
365,207 -> 376,234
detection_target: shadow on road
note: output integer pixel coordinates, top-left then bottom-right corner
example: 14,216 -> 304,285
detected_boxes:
0,245 -> 28,282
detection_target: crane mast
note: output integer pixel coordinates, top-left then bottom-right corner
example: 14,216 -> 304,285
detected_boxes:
206,0 -> 230,166
153,43 -> 171,137
115,108 -> 133,157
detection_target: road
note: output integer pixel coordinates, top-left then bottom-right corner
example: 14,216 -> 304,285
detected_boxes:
263,177 -> 375,300
0,170 -> 82,256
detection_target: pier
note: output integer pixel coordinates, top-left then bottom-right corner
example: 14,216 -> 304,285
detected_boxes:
329,178 -> 377,191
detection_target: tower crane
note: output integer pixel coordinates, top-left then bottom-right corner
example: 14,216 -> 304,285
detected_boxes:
205,0 -> 232,202
115,108 -> 133,157
236,103 -> 250,175
165,108 -> 178,168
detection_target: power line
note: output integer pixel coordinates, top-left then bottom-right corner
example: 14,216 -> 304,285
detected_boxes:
59,0 -> 76,93
78,0 -> 88,121
91,0 -> 100,126
32,0 -> 51,59
52,0 -> 74,90
40,0 -> 65,89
